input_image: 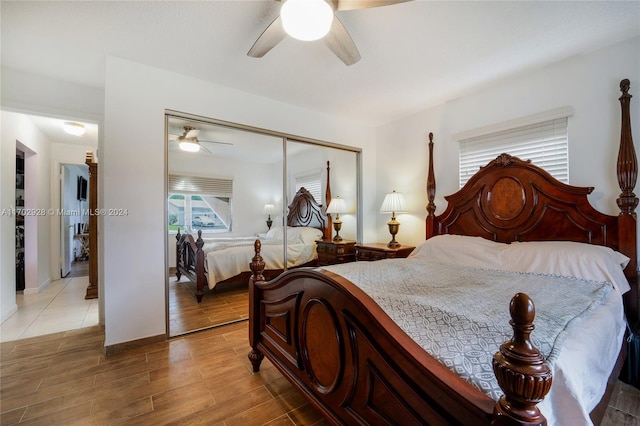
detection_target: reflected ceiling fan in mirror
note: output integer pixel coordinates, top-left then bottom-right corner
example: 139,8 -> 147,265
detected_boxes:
169,126 -> 233,154
247,0 -> 411,66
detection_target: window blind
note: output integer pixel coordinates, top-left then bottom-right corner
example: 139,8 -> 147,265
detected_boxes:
295,172 -> 322,204
459,117 -> 568,188
169,175 -> 233,197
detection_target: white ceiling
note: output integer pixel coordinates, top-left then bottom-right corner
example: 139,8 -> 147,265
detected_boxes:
25,115 -> 99,148
2,0 -> 639,141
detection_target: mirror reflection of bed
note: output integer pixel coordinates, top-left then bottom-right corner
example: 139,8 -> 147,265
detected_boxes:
166,113 -> 360,337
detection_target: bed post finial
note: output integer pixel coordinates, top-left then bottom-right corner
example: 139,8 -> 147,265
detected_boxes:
492,293 -> 552,426
250,239 -> 265,282
426,132 -> 437,239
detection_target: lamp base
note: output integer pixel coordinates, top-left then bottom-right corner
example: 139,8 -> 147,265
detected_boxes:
387,219 -> 400,248
266,215 -> 273,230
332,219 -> 343,242
387,239 -> 401,248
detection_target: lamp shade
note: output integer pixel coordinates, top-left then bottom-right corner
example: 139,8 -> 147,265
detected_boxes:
326,196 -> 347,214
280,0 -> 334,41
263,204 -> 276,215
380,190 -> 406,213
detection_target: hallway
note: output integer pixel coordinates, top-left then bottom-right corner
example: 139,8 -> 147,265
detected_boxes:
0,269 -> 98,343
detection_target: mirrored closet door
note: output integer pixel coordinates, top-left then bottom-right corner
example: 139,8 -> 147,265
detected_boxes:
166,112 -> 361,337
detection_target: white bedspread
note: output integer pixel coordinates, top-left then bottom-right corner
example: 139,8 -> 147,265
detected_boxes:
321,258 -> 625,426
203,239 -> 316,289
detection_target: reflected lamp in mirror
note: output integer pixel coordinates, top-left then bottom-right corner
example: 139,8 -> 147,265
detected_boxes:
263,203 -> 276,230
326,196 -> 347,241
380,190 -> 406,248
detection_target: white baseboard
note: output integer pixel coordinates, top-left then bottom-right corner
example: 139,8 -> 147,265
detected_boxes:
1,304 -> 18,324
23,278 -> 51,295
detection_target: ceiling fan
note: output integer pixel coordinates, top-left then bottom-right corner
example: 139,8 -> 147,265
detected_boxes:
247,0 -> 411,66
168,126 -> 233,154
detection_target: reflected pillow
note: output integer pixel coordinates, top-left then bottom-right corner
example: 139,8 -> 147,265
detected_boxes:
265,226 -> 283,240
265,226 -> 323,244
287,227 -> 324,244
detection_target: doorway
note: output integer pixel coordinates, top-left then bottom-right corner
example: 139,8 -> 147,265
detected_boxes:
15,151 -> 25,291
60,163 -> 90,278
0,112 -> 100,342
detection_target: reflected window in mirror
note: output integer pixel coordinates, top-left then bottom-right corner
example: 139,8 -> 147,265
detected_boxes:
168,174 -> 233,234
294,170 -> 322,204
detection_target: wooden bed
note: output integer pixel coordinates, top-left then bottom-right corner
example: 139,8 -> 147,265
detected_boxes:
176,162 -> 334,303
246,79 -> 638,425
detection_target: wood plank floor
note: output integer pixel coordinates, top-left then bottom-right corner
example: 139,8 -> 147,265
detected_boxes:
1,322 -> 639,425
169,276 -> 249,336
0,322 -> 328,425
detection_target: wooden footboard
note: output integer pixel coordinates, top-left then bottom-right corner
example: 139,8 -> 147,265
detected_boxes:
175,229 -> 320,303
248,241 -> 551,425
175,229 -> 208,302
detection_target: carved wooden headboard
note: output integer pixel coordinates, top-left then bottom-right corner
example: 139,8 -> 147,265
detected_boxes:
425,79 -> 638,323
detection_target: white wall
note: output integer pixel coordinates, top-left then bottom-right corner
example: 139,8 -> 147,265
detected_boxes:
103,57 -> 376,347
1,68 -> 104,124
376,36 -> 640,251
0,111 -> 53,320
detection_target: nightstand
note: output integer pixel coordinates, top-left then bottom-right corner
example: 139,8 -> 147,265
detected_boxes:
355,243 -> 415,261
315,240 -> 356,266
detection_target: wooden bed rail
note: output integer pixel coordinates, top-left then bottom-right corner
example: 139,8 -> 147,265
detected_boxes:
248,240 -> 551,425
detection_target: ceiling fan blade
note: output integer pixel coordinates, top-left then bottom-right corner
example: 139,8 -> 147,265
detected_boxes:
168,133 -> 179,141
247,16 -> 286,58
199,143 -> 213,154
336,0 -> 412,11
186,129 -> 200,138
323,16 -> 361,65
200,140 -> 234,146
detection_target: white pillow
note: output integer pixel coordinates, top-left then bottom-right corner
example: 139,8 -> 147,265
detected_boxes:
286,226 -> 324,244
264,226 -> 323,244
409,234 -> 508,269
265,226 -> 283,240
502,240 -> 630,294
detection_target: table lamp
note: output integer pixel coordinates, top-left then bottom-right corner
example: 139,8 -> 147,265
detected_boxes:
326,196 -> 347,241
380,190 -> 406,248
263,204 -> 276,230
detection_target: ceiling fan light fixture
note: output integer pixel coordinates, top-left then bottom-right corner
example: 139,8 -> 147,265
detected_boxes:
281,0 -> 334,41
63,121 -> 86,137
179,140 -> 201,153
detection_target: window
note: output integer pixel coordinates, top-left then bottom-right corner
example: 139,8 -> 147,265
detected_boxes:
168,175 -> 233,233
458,110 -> 571,188
295,171 -> 322,204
